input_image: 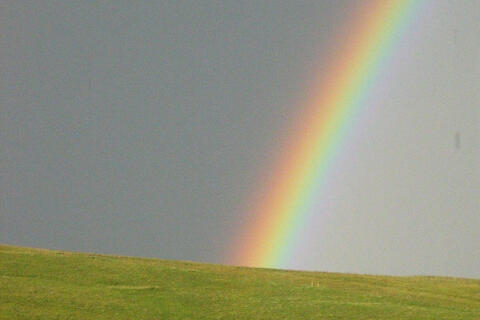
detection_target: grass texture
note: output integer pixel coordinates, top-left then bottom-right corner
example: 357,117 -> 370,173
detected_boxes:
1,244 -> 479,319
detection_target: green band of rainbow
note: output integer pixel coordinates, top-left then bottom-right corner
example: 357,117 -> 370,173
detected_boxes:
229,0 -> 424,268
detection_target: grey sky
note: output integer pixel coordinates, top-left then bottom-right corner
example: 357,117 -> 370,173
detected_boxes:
1,1 -> 479,278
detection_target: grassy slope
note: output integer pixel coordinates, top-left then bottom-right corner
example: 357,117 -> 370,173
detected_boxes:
1,245 -> 479,319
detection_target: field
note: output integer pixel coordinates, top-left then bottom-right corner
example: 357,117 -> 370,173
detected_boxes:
1,244 -> 479,319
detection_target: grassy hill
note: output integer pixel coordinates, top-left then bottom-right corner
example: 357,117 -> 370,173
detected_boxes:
1,244 -> 479,319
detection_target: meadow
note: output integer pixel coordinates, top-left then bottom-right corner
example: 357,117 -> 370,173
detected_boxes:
1,244 -> 479,319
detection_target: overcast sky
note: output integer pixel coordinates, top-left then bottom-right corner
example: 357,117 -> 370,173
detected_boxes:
1,1 -> 479,278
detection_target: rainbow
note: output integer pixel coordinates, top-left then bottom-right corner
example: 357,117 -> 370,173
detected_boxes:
229,0 -> 423,268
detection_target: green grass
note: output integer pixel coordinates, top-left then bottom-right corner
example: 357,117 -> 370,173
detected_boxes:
1,244 -> 479,319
